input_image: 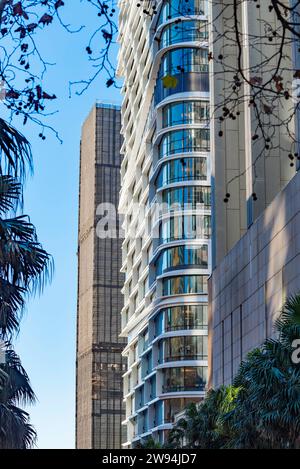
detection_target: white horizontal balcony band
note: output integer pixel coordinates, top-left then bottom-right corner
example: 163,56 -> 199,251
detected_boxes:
159,391 -> 206,399
154,294 -> 208,312
154,122 -> 210,146
148,297 -> 208,322
151,423 -> 174,433
133,431 -> 152,442
150,238 -> 211,265
134,381 -> 145,392
150,151 -> 210,183
122,441 -> 131,448
153,15 -> 208,40
123,389 -> 135,400
122,368 -> 132,379
135,404 -> 148,414
155,180 -> 211,195
156,266 -> 211,280
139,344 -> 154,359
151,329 -> 208,345
156,360 -> 208,369
126,282 -> 139,301
128,411 -> 138,421
155,92 -> 210,112
152,208 -> 211,230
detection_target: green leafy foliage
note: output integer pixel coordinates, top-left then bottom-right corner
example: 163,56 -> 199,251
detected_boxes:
0,97 -> 52,449
164,295 -> 300,449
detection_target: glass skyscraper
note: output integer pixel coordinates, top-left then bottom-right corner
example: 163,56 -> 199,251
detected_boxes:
118,0 -> 211,446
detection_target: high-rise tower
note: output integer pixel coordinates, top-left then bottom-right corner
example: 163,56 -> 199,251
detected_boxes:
118,0 -> 211,447
76,103 -> 126,449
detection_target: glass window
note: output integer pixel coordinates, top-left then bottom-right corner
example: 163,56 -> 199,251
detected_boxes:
159,129 -> 210,158
160,99 -> 209,126
156,244 -> 208,275
162,275 -> 208,296
164,335 -> 208,361
155,48 -> 209,103
160,48 -> 208,77
164,305 -> 208,331
158,0 -> 208,25
163,366 -> 207,393
156,157 -> 207,187
160,214 -> 211,242
160,20 -> 208,48
162,186 -> 211,209
164,398 -> 200,423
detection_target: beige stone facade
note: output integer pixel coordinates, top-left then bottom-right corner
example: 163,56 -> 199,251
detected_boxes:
210,0 -> 295,266
209,170 -> 300,388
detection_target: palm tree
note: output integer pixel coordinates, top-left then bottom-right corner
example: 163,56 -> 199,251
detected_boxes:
168,387 -> 238,449
0,175 -> 52,338
0,118 -> 52,447
167,294 -> 300,449
138,437 -> 163,449
223,295 -> 300,449
0,118 -> 32,181
0,344 -> 36,448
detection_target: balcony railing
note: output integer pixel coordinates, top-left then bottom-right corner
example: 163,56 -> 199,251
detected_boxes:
156,174 -> 207,188
164,354 -> 208,362
160,232 -> 211,244
162,383 -> 206,393
160,25 -> 209,50
165,324 -> 208,332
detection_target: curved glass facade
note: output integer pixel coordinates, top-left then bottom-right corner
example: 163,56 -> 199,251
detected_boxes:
155,48 -> 209,104
160,214 -> 211,243
164,335 -> 208,362
164,398 -> 200,423
120,1 -> 210,446
155,71 -> 209,103
160,48 -> 208,75
156,157 -> 207,187
162,186 -> 211,209
162,366 -> 207,393
162,275 -> 208,296
159,0 -> 208,25
159,129 -> 210,158
156,244 -> 208,275
160,20 -> 208,48
163,100 -> 209,127
164,305 -> 208,331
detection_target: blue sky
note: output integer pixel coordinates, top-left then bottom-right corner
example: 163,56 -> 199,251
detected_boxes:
11,2 -> 121,449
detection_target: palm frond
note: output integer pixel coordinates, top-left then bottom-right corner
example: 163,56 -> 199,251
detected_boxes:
0,403 -> 36,449
0,215 -> 54,293
0,119 -> 32,181
0,344 -> 35,406
0,176 -> 22,214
